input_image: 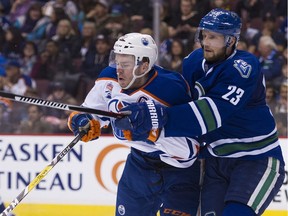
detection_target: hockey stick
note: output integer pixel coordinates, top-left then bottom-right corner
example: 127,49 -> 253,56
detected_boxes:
0,132 -> 85,216
0,91 -> 126,118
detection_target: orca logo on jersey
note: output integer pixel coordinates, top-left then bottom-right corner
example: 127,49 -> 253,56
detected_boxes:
233,59 -> 252,78
118,204 -> 126,215
146,100 -> 159,129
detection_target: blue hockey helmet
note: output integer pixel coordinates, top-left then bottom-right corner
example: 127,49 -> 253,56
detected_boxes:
196,8 -> 242,47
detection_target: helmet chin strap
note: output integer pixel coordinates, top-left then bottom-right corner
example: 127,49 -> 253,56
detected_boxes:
122,65 -> 150,90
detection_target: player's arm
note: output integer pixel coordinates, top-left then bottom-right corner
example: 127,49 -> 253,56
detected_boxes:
165,59 -> 262,137
115,60 -> 261,138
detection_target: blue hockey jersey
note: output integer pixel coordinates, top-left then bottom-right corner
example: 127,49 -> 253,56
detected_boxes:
82,65 -> 199,168
164,48 -> 284,162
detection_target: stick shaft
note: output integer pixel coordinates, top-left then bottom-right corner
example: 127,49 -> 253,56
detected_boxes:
0,134 -> 83,216
0,91 -> 126,118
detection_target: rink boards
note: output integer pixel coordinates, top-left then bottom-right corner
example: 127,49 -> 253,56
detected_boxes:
0,135 -> 287,216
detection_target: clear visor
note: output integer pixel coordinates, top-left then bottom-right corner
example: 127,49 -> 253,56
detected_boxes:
109,50 -> 139,69
195,28 -> 229,48
108,50 -> 117,68
109,50 -> 146,89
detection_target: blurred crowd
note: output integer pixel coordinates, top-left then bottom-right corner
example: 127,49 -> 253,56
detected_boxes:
0,0 -> 287,136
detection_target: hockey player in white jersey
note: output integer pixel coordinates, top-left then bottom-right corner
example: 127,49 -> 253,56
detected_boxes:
68,33 -> 201,216
114,9 -> 285,216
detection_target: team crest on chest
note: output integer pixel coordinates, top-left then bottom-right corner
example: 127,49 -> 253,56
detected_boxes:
233,59 -> 252,78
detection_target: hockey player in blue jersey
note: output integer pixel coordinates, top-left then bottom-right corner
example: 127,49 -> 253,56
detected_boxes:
68,33 -> 201,216
114,9 -> 285,216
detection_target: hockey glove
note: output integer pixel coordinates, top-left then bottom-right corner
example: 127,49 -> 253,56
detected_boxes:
115,100 -> 167,142
68,111 -> 101,142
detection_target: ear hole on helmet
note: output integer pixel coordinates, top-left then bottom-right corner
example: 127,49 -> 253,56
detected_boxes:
226,36 -> 237,48
226,36 -> 232,47
138,57 -> 149,65
142,57 -> 150,64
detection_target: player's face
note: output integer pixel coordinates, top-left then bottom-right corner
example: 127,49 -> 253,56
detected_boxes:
201,30 -> 226,63
115,54 -> 135,88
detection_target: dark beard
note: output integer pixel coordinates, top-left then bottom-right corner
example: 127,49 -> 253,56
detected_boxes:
204,48 -> 227,64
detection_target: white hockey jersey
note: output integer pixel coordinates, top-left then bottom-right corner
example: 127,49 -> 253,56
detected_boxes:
82,65 -> 199,168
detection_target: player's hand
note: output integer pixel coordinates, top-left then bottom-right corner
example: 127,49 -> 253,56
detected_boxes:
115,100 -> 167,141
68,112 -> 101,142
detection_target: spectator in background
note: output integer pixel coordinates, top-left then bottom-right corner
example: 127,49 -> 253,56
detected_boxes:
249,12 -> 287,54
1,26 -> 25,59
209,0 -> 229,10
73,0 -> 97,31
279,16 -> 287,40
168,0 -> 201,44
46,81 -> 78,114
55,0 -> 78,22
274,80 -> 288,116
235,0 -> 263,21
159,38 -> 185,73
20,41 -> 37,76
237,36 -> 249,51
81,34 -> 110,80
8,0 -> 34,23
13,2 -> 49,44
262,0 -> 287,21
265,82 -> 277,115
273,60 -> 288,91
79,19 -> 96,59
0,98 -> 13,133
194,0 -> 211,19
124,0 -> 153,32
52,18 -> 82,59
103,4 -> 129,43
274,80 -> 288,137
42,0 -> 78,23
16,104 -> 54,134
30,50 -> 50,80
77,34 -> 110,101
258,35 -> 283,84
85,0 -> 110,35
43,39 -> 71,79
43,7 -> 69,40
0,0 -> 12,31
0,60 -> 36,95
44,81 -> 78,133
0,0 -> 11,15
52,17 -> 82,77
30,39 -> 77,96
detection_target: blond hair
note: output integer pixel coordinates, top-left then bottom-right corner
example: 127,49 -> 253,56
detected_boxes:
259,35 -> 278,51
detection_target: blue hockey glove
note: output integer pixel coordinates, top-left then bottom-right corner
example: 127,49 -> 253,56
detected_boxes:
115,100 -> 167,141
68,111 -> 101,142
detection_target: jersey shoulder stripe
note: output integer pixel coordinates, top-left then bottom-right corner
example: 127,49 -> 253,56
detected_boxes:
97,66 -> 117,80
144,66 -> 192,106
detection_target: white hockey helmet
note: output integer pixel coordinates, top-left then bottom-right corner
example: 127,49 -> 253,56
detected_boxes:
113,33 -> 158,72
